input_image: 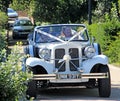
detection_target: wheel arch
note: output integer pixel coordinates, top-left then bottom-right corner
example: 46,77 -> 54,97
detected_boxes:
82,55 -> 109,73
26,57 -> 54,74
90,64 -> 109,73
31,65 -> 48,74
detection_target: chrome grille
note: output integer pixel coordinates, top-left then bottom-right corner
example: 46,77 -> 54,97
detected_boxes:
19,30 -> 31,32
55,48 -> 79,72
55,49 -> 65,72
69,48 -> 79,71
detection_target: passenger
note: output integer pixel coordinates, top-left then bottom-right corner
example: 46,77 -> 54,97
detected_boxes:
61,27 -> 72,37
59,27 -> 73,40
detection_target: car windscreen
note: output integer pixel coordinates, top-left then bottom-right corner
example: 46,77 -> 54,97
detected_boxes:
8,8 -> 14,13
14,20 -> 33,26
35,25 -> 89,43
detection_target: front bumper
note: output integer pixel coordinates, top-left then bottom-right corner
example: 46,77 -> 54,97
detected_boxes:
32,73 -> 108,80
13,31 -> 30,37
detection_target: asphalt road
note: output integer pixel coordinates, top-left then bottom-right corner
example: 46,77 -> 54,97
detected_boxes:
8,31 -> 120,101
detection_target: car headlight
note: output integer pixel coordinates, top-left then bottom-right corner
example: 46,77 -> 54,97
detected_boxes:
38,48 -> 51,60
84,46 -> 95,58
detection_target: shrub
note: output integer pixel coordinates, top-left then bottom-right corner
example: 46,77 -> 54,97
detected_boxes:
0,11 -> 8,29
0,46 -> 30,101
0,30 -> 7,62
105,32 -> 120,65
88,23 -> 108,52
88,21 -> 120,65
0,30 -> 7,52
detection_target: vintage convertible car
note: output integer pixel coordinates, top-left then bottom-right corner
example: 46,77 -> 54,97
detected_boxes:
23,24 -> 111,99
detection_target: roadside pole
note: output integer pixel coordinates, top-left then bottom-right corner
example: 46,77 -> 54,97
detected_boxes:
88,0 -> 92,25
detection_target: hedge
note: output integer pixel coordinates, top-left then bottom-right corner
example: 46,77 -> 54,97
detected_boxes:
88,20 -> 120,65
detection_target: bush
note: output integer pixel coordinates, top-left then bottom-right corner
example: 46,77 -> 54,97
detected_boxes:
0,30 -> 7,52
0,11 -> 8,29
88,21 -> 120,65
0,30 -> 7,62
0,46 -> 30,101
105,32 -> 120,65
88,23 -> 108,52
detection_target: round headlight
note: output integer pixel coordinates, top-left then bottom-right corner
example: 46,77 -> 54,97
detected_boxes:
39,48 -> 51,60
84,46 -> 95,58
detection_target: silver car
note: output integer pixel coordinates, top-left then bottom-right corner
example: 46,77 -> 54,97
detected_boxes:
12,17 -> 34,39
7,8 -> 18,21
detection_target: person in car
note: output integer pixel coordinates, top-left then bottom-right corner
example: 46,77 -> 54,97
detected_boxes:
59,27 -> 73,40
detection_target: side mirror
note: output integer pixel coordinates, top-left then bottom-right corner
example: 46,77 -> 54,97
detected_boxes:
92,36 -> 95,42
91,36 -> 96,45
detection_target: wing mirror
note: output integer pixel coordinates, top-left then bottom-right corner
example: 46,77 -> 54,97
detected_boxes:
91,36 -> 96,44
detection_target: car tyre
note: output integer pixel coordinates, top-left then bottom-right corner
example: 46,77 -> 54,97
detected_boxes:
98,65 -> 111,97
26,80 -> 37,100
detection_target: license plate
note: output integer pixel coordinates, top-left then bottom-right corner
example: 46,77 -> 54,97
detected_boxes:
58,74 -> 81,79
20,32 -> 28,34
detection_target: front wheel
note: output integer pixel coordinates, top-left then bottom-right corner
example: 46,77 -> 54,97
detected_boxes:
98,65 -> 111,97
26,80 -> 37,100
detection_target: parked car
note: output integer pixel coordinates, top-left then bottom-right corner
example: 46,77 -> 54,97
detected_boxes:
23,24 -> 111,99
7,8 -> 18,21
12,17 -> 34,39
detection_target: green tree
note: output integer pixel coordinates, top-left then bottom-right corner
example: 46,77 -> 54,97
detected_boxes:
0,0 -> 12,12
9,0 -> 30,11
28,0 -> 89,23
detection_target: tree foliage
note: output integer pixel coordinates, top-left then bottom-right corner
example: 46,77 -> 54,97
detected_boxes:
9,0 -> 30,11
1,0 -> 119,24
0,11 -> 8,29
0,0 -> 12,12
88,20 -> 120,65
10,0 -> 89,23
25,0 -> 88,23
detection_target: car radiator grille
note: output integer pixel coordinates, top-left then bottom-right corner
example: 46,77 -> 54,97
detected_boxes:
55,48 -> 79,72
19,30 -> 31,32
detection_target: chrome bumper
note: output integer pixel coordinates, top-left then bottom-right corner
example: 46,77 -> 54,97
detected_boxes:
32,73 -> 108,80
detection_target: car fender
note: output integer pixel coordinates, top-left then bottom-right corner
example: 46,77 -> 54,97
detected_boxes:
26,57 -> 54,74
82,55 -> 108,73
